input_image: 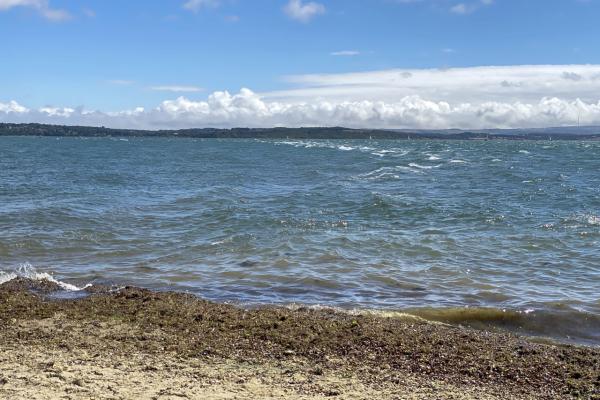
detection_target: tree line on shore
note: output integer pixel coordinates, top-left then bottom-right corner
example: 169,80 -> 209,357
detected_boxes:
1,123 -> 600,140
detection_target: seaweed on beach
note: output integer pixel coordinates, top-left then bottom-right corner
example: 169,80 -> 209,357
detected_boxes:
0,278 -> 598,399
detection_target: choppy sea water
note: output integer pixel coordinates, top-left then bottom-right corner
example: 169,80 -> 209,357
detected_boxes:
1,136 -> 599,345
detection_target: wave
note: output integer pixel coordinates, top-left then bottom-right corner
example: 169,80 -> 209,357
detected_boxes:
402,306 -> 600,346
371,149 -> 408,157
587,215 -> 600,226
281,304 -> 600,346
408,163 -> 441,170
0,263 -> 90,291
271,140 -> 365,153
356,165 -> 423,180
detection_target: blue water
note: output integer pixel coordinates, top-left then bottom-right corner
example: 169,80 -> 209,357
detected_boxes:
1,137 -> 599,344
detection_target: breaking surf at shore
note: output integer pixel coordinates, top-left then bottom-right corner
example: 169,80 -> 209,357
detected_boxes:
2,265 -> 599,347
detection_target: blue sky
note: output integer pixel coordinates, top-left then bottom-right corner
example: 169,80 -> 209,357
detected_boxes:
2,0 -> 600,129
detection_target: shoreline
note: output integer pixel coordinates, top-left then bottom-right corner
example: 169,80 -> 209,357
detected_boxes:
1,278 -> 599,399
2,123 -> 600,140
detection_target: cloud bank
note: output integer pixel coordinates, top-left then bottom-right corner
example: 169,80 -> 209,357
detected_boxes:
4,65 -> 600,130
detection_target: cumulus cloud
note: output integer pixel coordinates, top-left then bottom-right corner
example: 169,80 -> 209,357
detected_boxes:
562,71 -> 583,81
0,100 -> 28,114
284,0 -> 325,22
0,0 -> 70,21
4,65 -> 600,130
3,92 -> 600,130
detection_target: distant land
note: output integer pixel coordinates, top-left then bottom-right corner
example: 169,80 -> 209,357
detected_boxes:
1,123 -> 600,140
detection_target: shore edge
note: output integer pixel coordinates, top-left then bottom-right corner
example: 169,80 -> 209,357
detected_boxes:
1,278 -> 598,399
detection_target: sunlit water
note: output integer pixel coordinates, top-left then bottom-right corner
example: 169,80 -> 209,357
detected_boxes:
1,137 -> 599,345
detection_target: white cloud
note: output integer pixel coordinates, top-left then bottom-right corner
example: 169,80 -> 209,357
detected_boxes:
183,0 -> 220,13
275,65 -> 600,105
108,79 -> 135,86
284,0 -> 325,22
562,71 -> 583,81
450,3 -> 469,14
4,92 -> 600,131
450,0 -> 494,14
331,50 -> 361,56
0,0 -> 70,21
150,86 -> 204,93
394,0 -> 494,13
0,100 -> 28,114
4,65 -> 600,130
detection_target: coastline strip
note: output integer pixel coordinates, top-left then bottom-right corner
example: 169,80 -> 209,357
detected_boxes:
0,278 -> 598,399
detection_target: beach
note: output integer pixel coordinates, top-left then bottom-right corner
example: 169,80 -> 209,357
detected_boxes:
1,278 -> 598,399
4,0 -> 600,397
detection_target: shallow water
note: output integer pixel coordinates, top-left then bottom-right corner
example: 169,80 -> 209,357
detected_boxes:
1,137 -> 599,345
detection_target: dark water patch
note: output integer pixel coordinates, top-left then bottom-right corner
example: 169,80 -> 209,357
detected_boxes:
407,306 -> 600,347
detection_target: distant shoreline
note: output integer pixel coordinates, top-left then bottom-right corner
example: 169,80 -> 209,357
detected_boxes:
1,277 -> 598,399
2,122 -> 600,140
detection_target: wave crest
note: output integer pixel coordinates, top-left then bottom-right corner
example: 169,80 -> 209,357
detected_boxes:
0,263 -> 89,291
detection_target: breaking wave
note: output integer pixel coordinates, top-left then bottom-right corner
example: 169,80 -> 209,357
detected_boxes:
0,263 -> 90,291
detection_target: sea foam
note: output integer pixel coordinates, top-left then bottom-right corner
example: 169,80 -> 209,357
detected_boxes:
0,263 -> 90,291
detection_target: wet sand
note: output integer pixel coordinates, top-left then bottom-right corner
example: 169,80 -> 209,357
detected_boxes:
0,278 -> 598,399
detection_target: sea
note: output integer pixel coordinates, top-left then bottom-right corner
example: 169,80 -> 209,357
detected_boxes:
1,136 -> 599,346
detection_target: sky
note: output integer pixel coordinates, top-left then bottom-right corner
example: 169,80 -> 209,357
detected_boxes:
2,0 -> 600,129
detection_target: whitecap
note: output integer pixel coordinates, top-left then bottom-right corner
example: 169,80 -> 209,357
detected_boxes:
587,215 -> 600,226
449,159 -> 467,164
371,149 -> 403,157
0,263 -> 90,291
519,150 -> 531,154
0,271 -> 16,285
408,163 -> 440,170
357,165 -> 422,180
360,166 -> 396,177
